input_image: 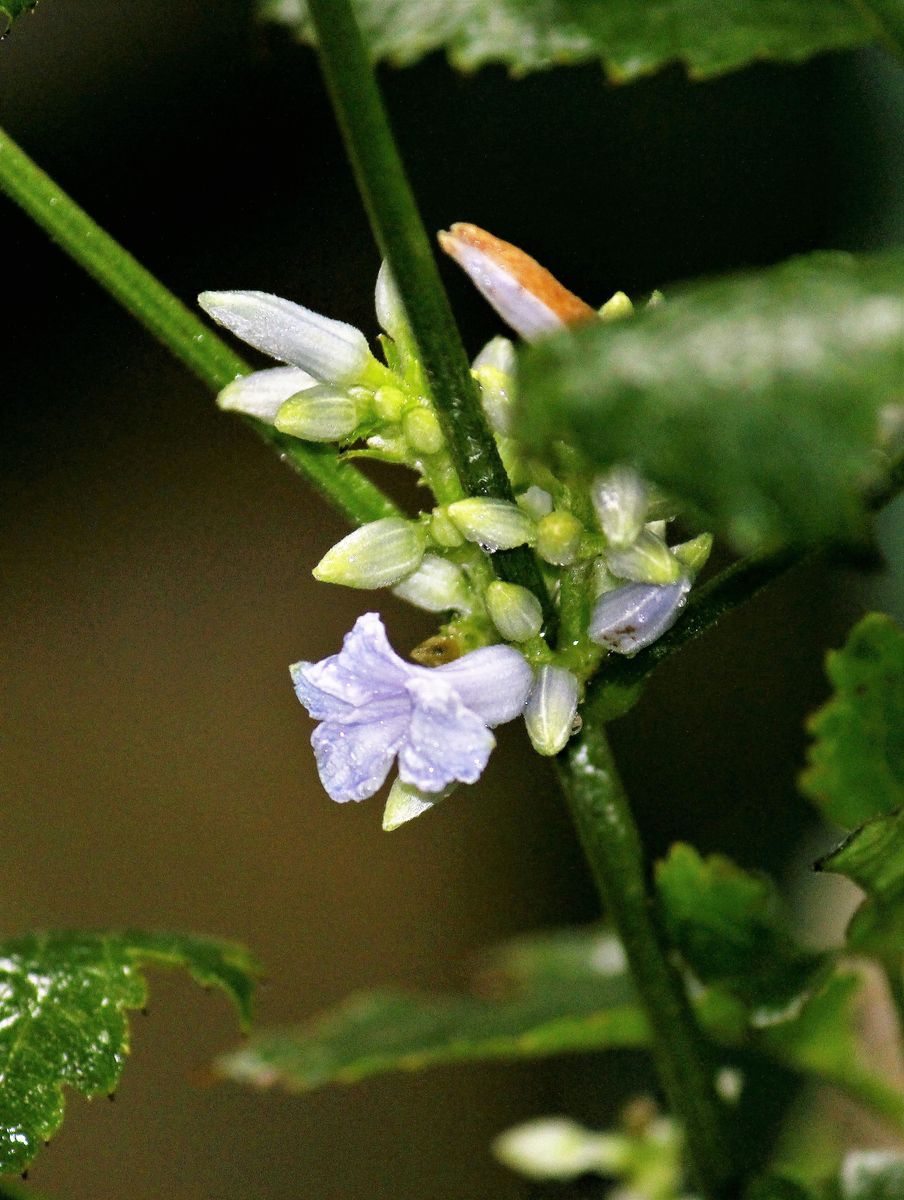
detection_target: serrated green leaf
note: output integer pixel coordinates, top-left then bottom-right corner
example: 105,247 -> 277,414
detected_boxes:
519,250 -> 903,554
819,809 -> 904,957
260,0 -> 875,81
656,844 -> 825,1009
217,926 -> 647,1090
0,930 -> 260,1176
801,614 -> 904,829
837,1151 -> 904,1199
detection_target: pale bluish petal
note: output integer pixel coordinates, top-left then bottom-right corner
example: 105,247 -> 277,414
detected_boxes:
296,612 -> 412,712
432,645 -> 533,725
399,676 -> 495,792
217,366 -> 317,423
312,714 -> 408,803
198,289 -> 372,384
588,581 -> 690,656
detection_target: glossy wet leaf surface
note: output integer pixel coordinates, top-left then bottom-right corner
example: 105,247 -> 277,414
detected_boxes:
260,0 -> 874,81
519,251 -> 904,554
0,931 -> 259,1175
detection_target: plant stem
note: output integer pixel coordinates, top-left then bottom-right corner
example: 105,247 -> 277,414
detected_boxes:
557,717 -> 737,1199
0,125 -> 399,527
304,0 -> 552,618
883,960 -> 904,1041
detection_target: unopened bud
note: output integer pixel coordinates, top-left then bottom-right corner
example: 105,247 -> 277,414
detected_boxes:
374,260 -> 407,342
403,406 -> 444,455
447,498 -> 534,551
217,366 -> 317,423
429,507 -> 465,548
590,557 -> 620,599
493,1118 -> 629,1182
673,532 -> 713,577
598,290 -> 634,322
392,554 -> 471,613
313,517 -> 426,589
473,365 -> 515,435
536,511 -> 583,566
647,289 -> 664,309
486,582 -> 543,642
373,385 -> 406,423
591,467 -> 648,550
524,665 -> 579,756
589,580 -> 690,656
198,290 -> 384,387
382,777 -> 454,831
517,486 -> 554,520
472,335 -> 516,376
605,530 -> 682,585
274,385 -> 360,442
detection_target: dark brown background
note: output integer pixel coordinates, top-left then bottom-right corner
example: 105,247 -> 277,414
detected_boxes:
3,5 -> 904,1197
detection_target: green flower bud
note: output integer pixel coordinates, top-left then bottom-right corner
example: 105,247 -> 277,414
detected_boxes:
605,529 -> 682,585
472,335 -> 515,376
493,1117 -> 630,1182
591,467 -> 648,550
313,517 -> 426,589
382,778 -> 453,831
373,385 -> 406,423
598,290 -> 634,322
429,507 -> 465,548
274,385 -> 360,442
536,511 -> 583,566
590,557 -> 620,599
473,364 -> 514,435
673,531 -> 713,577
392,554 -> 471,613
486,582 -> 543,642
517,485 -> 554,520
447,498 -> 534,551
524,665 -> 579,756
403,406 -> 444,455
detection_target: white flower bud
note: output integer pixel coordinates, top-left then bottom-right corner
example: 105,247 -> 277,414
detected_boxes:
198,290 -> 382,387
382,778 -> 454,831
216,366 -> 317,423
313,517 -> 426,589
472,335 -> 516,376
589,580 -> 690,655
673,532 -> 713,577
446,498 -> 534,551
473,365 -> 515,435
524,665 -> 579,756
517,486 -> 554,520
486,582 -> 543,642
591,467 -> 648,550
375,260 -> 408,343
598,290 -> 634,322
605,530 -> 682,585
392,555 -> 471,613
493,1117 -> 630,1182
274,385 -> 360,442
536,511 -> 584,566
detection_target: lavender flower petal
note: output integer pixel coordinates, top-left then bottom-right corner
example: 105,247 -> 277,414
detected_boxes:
589,580 -> 690,656
399,676 -> 495,792
432,646 -> 533,725
312,712 -> 409,803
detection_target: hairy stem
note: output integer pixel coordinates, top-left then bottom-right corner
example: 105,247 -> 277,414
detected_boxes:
557,716 -> 737,1198
305,0 -> 552,616
0,125 -> 399,527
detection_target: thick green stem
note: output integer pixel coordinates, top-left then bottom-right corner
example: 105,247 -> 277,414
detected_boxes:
557,716 -> 737,1199
304,0 -> 552,617
0,125 -> 399,527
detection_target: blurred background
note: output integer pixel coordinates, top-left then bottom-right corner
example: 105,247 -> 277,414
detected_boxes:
3,4 -> 904,1196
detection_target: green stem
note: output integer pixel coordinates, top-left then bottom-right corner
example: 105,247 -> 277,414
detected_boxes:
304,0 -> 552,617
557,716 -> 737,1199
883,960 -> 904,1041
0,125 -> 399,527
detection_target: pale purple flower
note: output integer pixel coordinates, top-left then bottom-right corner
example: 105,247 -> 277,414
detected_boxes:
291,613 -> 533,803
588,580 -> 690,656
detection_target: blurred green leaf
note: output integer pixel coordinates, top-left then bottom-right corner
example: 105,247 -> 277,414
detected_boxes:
519,251 -> 903,554
836,1151 -> 904,1198
217,927 -> 648,1090
260,0 -> 874,80
801,614 -> 904,829
0,931 -> 259,1175
656,844 -> 825,1009
0,0 -> 38,29
746,1178 -> 815,1200
819,809 -> 904,957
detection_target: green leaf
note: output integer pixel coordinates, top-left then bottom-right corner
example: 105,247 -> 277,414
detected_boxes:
217,926 -> 648,1090
656,844 -> 825,1009
818,809 -> 904,957
801,614 -> 904,829
746,1178 -> 815,1200
519,250 -> 904,554
836,1151 -> 904,1199
260,0 -> 875,81
0,930 -> 259,1176
0,0 -> 38,31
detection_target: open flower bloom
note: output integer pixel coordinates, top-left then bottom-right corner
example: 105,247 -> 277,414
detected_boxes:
291,613 -> 533,803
